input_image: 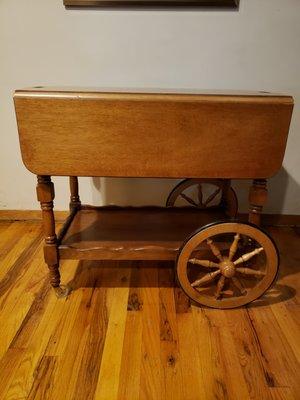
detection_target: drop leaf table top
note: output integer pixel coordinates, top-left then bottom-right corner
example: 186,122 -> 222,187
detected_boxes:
14,87 -> 293,179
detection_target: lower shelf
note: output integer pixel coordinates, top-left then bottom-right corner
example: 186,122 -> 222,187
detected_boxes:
58,206 -> 228,260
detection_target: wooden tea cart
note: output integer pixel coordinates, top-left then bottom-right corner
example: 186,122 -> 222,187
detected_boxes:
14,87 -> 293,308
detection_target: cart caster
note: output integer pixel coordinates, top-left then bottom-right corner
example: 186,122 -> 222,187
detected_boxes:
176,221 -> 279,309
166,179 -> 238,218
53,284 -> 72,299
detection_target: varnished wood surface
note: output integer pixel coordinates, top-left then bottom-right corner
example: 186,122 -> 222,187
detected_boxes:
59,206 -> 226,260
0,220 -> 299,399
16,87 -> 286,95
14,88 -> 293,178
0,210 -> 70,222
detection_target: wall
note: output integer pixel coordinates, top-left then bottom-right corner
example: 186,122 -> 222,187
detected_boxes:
0,0 -> 299,213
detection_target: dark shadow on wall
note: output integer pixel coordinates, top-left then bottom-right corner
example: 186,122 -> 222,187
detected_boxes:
232,167 -> 300,215
92,167 -> 299,215
92,177 -> 179,206
64,0 -> 240,12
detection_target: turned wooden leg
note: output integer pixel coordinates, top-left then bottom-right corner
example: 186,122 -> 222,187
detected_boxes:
36,175 -> 70,298
248,179 -> 268,226
69,176 -> 81,211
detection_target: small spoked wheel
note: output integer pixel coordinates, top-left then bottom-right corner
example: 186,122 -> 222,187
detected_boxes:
176,221 -> 279,309
166,179 -> 238,218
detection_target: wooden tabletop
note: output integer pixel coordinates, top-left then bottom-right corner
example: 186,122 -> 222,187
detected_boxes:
14,87 -> 293,179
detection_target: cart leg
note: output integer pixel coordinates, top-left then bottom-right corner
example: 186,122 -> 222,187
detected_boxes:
248,179 -> 268,226
69,176 -> 81,211
36,175 -> 69,298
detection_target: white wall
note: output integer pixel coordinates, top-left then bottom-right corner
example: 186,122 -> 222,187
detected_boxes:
0,0 -> 299,213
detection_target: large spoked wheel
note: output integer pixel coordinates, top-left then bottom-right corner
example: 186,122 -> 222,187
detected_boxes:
166,179 -> 238,218
176,221 -> 279,309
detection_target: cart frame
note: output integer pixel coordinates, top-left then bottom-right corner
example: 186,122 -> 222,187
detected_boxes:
14,88 -> 294,307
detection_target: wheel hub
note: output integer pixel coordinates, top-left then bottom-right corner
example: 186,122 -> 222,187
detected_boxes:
219,259 -> 235,278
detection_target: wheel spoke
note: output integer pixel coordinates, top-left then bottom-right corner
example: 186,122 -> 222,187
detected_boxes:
180,192 -> 199,207
197,184 -> 203,206
215,275 -> 226,299
222,289 -> 234,296
233,247 -> 264,265
191,270 -> 221,287
189,259 -> 219,268
203,187 -> 221,207
228,233 -> 240,261
231,277 -> 247,295
236,267 -> 266,277
206,239 -> 223,261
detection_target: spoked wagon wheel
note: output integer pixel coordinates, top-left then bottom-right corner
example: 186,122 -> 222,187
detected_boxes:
176,221 -> 279,309
166,179 -> 238,218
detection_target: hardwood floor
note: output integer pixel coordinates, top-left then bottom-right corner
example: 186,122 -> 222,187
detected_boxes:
0,220 -> 299,400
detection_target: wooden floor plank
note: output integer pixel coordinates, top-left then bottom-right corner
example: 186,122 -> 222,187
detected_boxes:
192,307 -> 227,399
192,307 -> 251,400
269,387 -> 296,400
177,311 -> 207,399
3,293 -> 67,399
118,262 -> 144,400
2,247 -> 75,399
46,288 -> 107,400
158,267 -> 184,400
0,348 -> 26,400
0,222 -> 42,282
0,221 -> 13,237
206,309 -> 251,400
27,356 -> 57,400
226,308 -> 274,399
269,226 -> 300,305
72,287 -> 109,400
93,266 -> 131,400
117,311 -> 143,400
271,302 -> 300,361
139,265 -> 164,400
0,243 -> 47,358
0,221 -> 31,260
10,259 -> 77,352
247,306 -> 300,398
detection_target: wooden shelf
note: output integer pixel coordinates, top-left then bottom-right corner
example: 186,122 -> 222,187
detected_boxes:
58,206 -> 227,261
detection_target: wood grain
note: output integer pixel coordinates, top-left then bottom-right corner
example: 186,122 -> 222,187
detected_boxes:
14,88 -> 293,179
59,206 -> 225,260
0,210 -> 69,222
0,220 -> 299,399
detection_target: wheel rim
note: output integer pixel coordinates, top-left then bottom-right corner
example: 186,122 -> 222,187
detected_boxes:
166,179 -> 238,218
176,222 -> 279,309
